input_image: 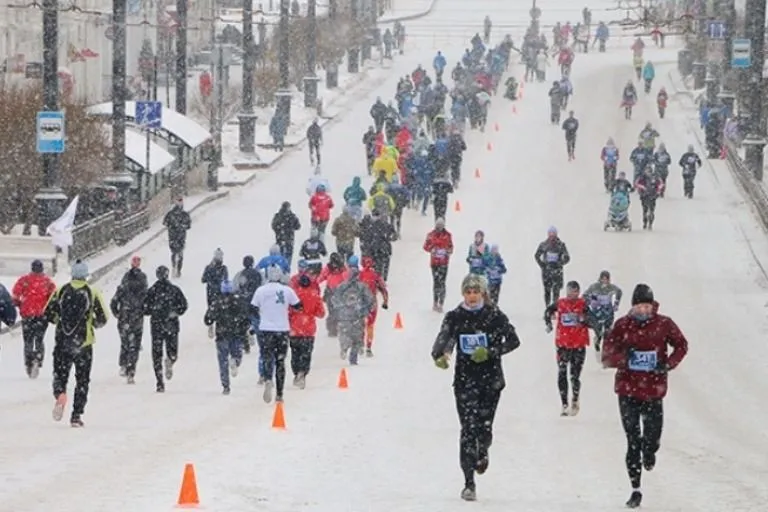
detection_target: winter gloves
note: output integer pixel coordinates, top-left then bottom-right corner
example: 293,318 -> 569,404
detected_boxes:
470,346 -> 489,363
434,355 -> 450,369
381,302 -> 389,310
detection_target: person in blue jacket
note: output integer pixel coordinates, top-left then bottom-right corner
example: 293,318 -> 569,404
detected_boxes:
343,176 -> 367,221
594,22 -> 609,51
258,244 -> 291,276
433,51 -> 447,80
409,149 -> 434,215
642,61 -> 655,93
486,244 -> 507,303
0,282 -> 18,360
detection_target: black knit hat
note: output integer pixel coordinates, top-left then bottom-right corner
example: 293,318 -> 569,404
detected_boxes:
631,284 -> 654,305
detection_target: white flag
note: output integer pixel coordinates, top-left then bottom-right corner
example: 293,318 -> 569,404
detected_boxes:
46,195 -> 79,248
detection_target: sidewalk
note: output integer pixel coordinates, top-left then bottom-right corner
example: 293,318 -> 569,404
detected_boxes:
217,0 -> 439,186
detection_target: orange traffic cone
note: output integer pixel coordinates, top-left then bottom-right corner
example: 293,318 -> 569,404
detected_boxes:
338,368 -> 349,389
487,142 -> 493,151
454,200 -> 462,212
394,312 -> 404,329
512,104 -> 517,114
494,123 -> 500,132
474,168 -> 481,178
272,402 -> 286,430
177,463 -> 200,508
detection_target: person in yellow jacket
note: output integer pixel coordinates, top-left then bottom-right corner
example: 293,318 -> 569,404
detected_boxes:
44,260 -> 109,427
368,184 -> 396,217
372,149 -> 398,183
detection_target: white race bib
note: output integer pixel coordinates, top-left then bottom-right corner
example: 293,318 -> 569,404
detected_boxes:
597,294 -> 611,305
628,350 -> 658,372
545,251 -> 559,263
470,257 -> 483,267
434,248 -> 447,257
561,313 -> 579,327
459,333 -> 489,355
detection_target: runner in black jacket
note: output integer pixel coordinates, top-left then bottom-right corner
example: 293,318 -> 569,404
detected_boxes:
431,273 -> 521,502
534,227 -> 571,306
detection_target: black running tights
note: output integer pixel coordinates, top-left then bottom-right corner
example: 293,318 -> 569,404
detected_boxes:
557,347 -> 585,406
455,386 -> 501,487
431,265 -> 448,305
619,396 -> 664,489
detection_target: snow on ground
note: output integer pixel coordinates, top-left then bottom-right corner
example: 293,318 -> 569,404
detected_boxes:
1,1 -> 767,511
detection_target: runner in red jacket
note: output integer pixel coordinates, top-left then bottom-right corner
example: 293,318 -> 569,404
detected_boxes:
288,274 -> 326,389
12,260 -> 56,377
544,280 -> 589,416
423,218 -> 453,311
602,284 -> 688,509
308,187 -> 334,239
356,256 -> 389,356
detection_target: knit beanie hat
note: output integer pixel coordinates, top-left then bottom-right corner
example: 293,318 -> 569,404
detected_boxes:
213,248 -> 224,261
298,274 -> 312,288
71,260 -> 88,280
31,259 -> 44,273
631,284 -> 654,305
461,273 -> 488,293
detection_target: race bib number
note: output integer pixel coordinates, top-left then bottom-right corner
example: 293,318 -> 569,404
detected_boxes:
561,313 -> 579,327
434,248 -> 447,257
471,257 -> 483,267
597,294 -> 611,305
488,268 -> 500,279
459,333 -> 489,355
628,350 -> 658,372
545,251 -> 559,263
687,156 -> 696,164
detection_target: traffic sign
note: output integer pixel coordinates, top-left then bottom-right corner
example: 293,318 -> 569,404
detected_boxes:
707,20 -> 726,39
731,38 -> 751,68
135,100 -> 162,129
36,111 -> 65,153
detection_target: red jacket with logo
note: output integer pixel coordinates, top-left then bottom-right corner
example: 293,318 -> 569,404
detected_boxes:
358,257 -> 388,308
548,297 -> 590,349
288,284 -> 325,337
602,301 -> 688,401
423,229 -> 454,267
309,192 -> 334,222
12,272 -> 56,318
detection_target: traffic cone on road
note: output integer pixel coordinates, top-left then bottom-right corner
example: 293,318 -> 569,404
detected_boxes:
475,168 -> 481,178
272,402 -> 286,430
177,463 -> 200,508
338,368 -> 349,389
394,312 -> 404,329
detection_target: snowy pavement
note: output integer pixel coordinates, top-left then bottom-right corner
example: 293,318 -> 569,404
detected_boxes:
1,1 -> 767,511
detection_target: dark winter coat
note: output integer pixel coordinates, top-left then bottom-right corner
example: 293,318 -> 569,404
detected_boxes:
300,237 -> 328,260
635,173 -> 664,200
271,205 -> 302,245
679,151 -> 702,174
202,262 -> 228,305
143,279 -> 188,336
602,301 -> 688,401
534,238 -> 570,277
561,117 -> 579,138
306,122 -> 322,144
548,85 -> 562,107
45,280 -> 109,348
431,303 -> 520,390
204,293 -> 251,341
110,267 -> 148,328
163,206 -> 191,252
233,266 -> 262,303
0,283 -> 18,327
365,217 -> 397,255
370,101 -> 387,123
447,133 -> 467,166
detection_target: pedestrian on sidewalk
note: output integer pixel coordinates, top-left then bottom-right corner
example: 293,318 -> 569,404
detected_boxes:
12,259 -> 55,378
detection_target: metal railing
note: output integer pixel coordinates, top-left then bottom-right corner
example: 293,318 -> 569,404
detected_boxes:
69,208 -> 152,262
723,140 -> 768,230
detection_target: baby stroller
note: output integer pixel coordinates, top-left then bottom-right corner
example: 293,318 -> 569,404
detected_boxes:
604,190 -> 632,231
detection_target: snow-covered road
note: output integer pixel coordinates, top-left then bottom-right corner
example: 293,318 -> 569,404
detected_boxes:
1,0 -> 766,510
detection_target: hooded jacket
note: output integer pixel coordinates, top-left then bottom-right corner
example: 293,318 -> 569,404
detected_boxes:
331,211 -> 359,246
288,281 -> 325,337
372,154 -> 398,182
45,280 -> 109,348
343,177 -> 367,206
258,245 -> 291,274
271,204 -> 301,244
331,269 -> 375,324
110,267 -> 148,327
309,191 -> 334,222
13,271 -> 56,318
602,301 -> 688,401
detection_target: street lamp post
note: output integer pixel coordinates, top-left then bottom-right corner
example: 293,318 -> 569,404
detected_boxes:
176,0 -> 188,114
238,0 -> 257,152
275,0 -> 292,123
303,0 -> 320,107
326,0 -> 339,88
107,0 -> 135,213
348,0 -> 360,73
742,0 -> 767,180
36,0 -> 67,234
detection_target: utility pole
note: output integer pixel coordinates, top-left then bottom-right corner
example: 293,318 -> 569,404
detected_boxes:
303,0 -> 320,107
348,0 -> 360,73
238,0 -> 257,153
209,0 -> 217,145
36,0 -> 67,233
742,0 -> 767,180
275,0 -> 292,123
717,0 -> 736,115
109,0 -> 134,213
361,0 -> 372,61
326,0 -> 339,87
692,0 -> 707,90
176,0 -> 188,114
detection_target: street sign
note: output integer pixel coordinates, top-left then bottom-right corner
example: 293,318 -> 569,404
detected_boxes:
707,20 -> 726,39
36,111 -> 65,153
135,100 -> 162,129
731,38 -> 751,68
